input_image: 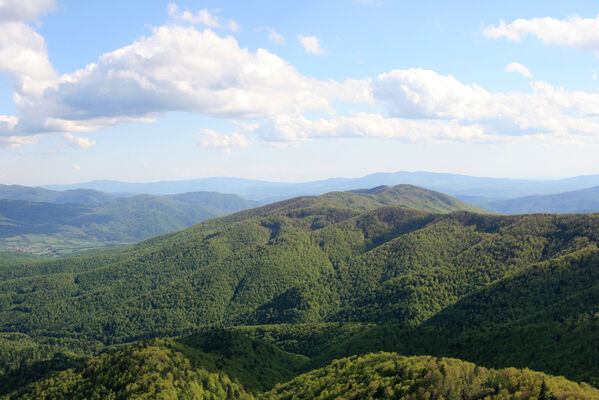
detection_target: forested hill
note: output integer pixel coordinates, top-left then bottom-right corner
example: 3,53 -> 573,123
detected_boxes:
346,184 -> 489,213
0,188 -> 595,339
267,352 -> 599,400
1,184 -> 599,395
0,191 -> 258,256
5,336 -> 598,399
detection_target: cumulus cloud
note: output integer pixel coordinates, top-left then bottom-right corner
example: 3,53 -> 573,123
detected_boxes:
0,0 -> 56,99
505,62 -> 533,78
0,0 -> 56,145
267,28 -> 285,44
297,34 -> 324,55
62,133 -> 96,149
372,68 -> 599,139
484,14 -> 599,54
252,67 -> 599,145
1,24 -> 371,141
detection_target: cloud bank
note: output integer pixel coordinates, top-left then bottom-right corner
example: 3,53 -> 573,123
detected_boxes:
1,2 -> 599,151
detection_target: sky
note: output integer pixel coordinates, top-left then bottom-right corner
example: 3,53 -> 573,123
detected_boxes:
2,0 -> 599,185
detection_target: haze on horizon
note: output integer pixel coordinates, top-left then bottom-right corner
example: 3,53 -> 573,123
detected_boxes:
1,0 -> 599,186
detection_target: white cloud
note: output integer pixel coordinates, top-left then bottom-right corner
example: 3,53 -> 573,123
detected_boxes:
62,133 -> 96,149
0,0 -> 56,146
3,25 -> 370,138
246,68 -> 599,146
267,28 -> 285,44
505,62 -> 533,78
484,14 -> 599,54
0,19 -> 56,98
198,129 -> 250,153
372,68 -> 599,138
297,34 -> 324,55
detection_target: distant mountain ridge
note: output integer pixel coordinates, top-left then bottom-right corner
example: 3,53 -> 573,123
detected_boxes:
43,171 -> 599,201
0,191 -> 258,256
479,185 -> 599,214
0,184 -> 120,205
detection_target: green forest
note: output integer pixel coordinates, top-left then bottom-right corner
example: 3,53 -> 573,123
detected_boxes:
0,185 -> 598,398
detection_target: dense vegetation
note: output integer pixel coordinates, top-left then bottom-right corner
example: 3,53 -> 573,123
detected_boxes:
0,192 -> 258,256
0,184 -> 598,397
4,337 -> 597,399
0,252 -> 45,267
2,339 -> 256,400
267,353 -> 599,400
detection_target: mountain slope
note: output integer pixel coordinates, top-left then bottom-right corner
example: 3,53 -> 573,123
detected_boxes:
0,188 -> 596,342
426,245 -> 599,329
2,185 -> 599,391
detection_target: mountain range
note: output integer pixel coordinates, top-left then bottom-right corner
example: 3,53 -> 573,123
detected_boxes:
473,185 -> 599,214
43,171 -> 599,201
0,183 -> 598,397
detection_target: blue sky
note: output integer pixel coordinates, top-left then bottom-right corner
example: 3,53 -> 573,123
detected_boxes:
1,0 -> 599,185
